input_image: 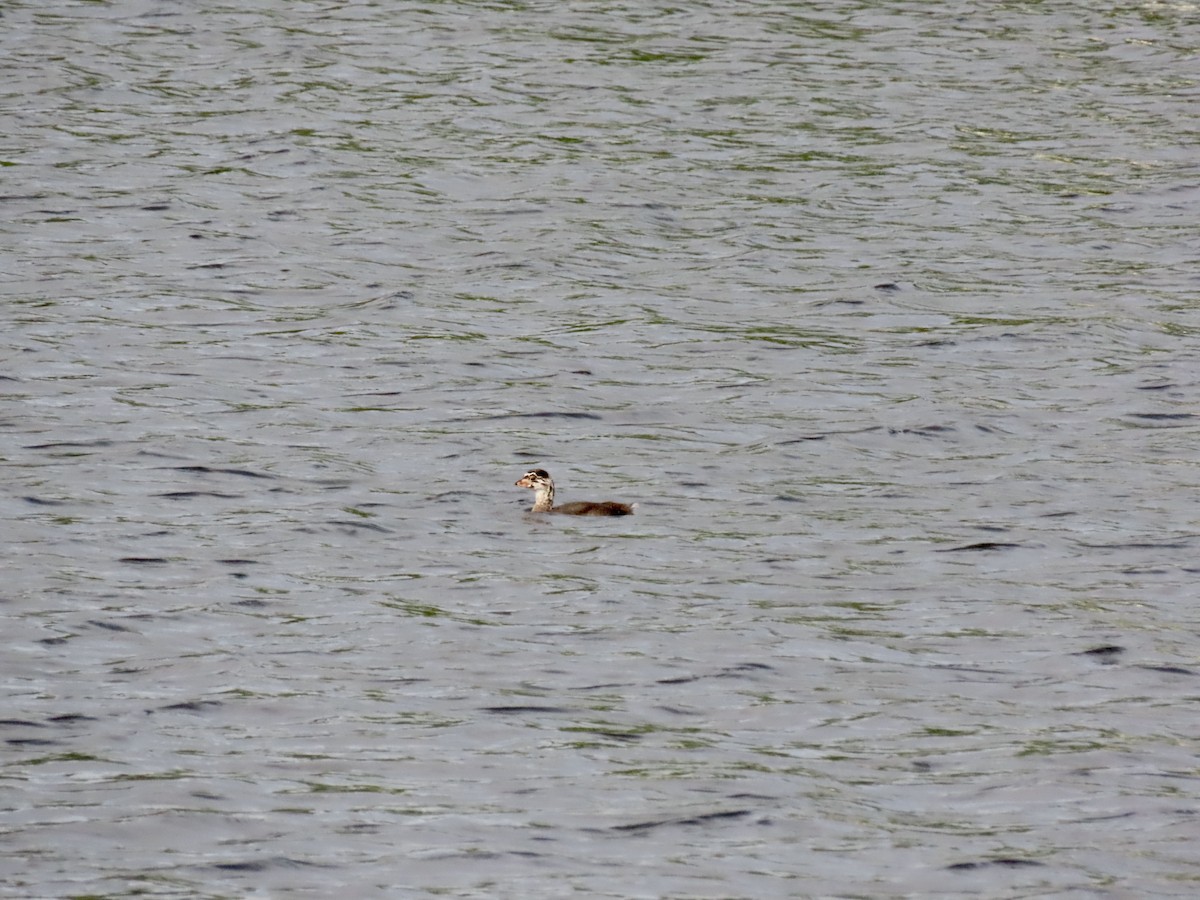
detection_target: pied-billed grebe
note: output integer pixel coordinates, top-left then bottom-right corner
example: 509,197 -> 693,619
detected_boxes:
515,468 -> 634,516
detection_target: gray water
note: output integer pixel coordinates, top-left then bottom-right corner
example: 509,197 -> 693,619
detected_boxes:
4,1 -> 1199,897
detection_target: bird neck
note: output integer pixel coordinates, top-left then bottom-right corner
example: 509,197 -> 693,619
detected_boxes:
531,482 -> 555,512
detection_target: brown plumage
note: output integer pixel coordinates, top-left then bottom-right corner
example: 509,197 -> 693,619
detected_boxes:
514,468 -> 634,516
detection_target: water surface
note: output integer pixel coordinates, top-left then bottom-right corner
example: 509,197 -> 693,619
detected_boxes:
4,1 -> 1200,897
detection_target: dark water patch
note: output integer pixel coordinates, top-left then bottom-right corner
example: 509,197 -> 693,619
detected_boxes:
712,663 -> 774,680
655,706 -> 700,716
217,559 -> 259,566
173,465 -> 275,479
323,519 -> 391,533
612,809 -> 754,833
338,823 -> 383,834
1078,811 -> 1137,823
570,728 -> 643,743
153,700 -> 224,714
481,706 -> 573,715
728,793 -> 778,801
431,490 -> 474,500
575,683 -> 631,691
1136,381 -> 1176,390
47,714 -> 98,725
211,857 -> 328,873
1128,412 -> 1194,420
22,496 -> 69,505
137,449 -> 193,460
948,858 -> 1044,871
25,439 -> 114,450
1077,540 -> 1191,550
936,542 -> 1022,552
930,664 -> 1012,676
874,282 -> 902,291
18,752 -> 101,767
1135,664 -> 1195,676
0,719 -> 46,728
488,411 -> 605,420
118,557 -> 172,565
1074,645 -> 1124,660
381,601 -> 446,619
780,426 -> 883,445
156,490 -> 241,499
87,619 -> 137,632
888,424 -> 955,436
7,738 -> 59,747
384,292 -> 422,307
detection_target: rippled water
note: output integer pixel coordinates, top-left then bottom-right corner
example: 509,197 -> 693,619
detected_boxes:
4,1 -> 1200,897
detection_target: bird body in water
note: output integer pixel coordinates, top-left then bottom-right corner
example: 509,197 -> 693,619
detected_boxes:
515,469 -> 634,516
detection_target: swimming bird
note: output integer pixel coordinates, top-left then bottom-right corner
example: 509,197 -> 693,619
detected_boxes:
514,468 -> 634,516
